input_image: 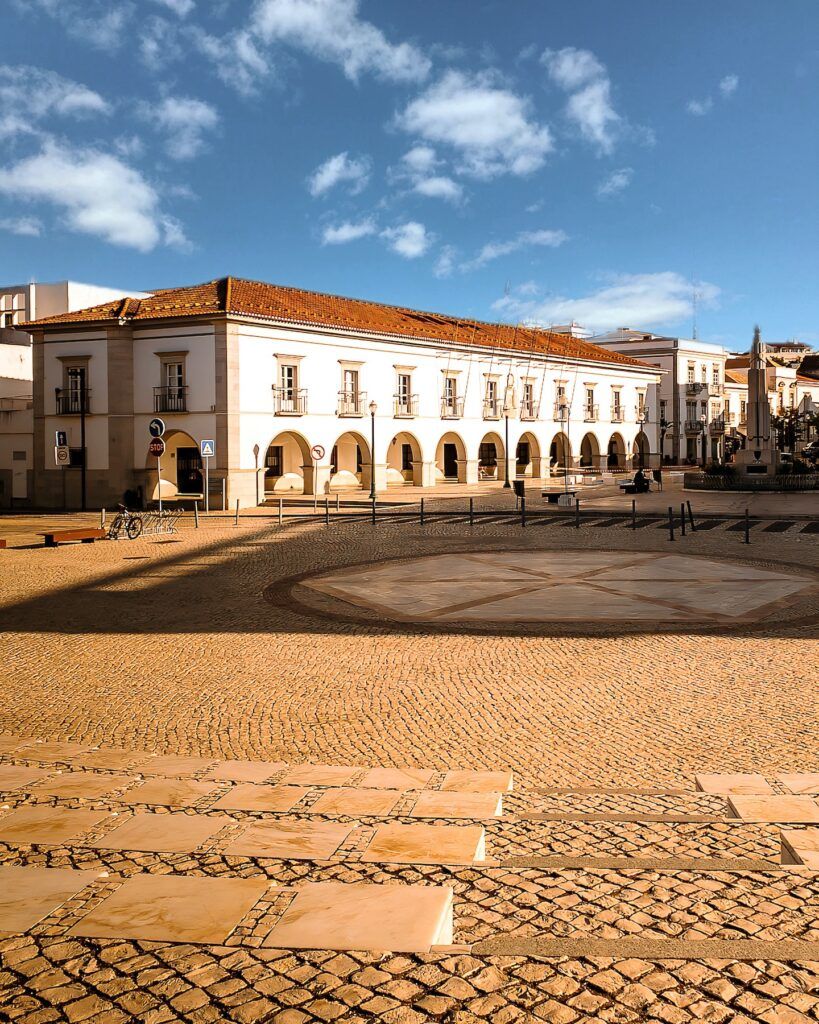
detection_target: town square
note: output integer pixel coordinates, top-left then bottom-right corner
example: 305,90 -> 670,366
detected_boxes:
1,1 -> 818,1022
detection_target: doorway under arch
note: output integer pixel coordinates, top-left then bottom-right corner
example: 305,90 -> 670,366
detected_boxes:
263,430 -> 312,494
515,431 -> 542,477
579,432 -> 601,469
607,432 -> 627,469
435,431 -> 467,483
632,431 -> 650,468
549,432 -> 571,475
386,431 -> 423,486
478,431 -> 505,481
146,429 -> 202,501
329,430 -> 370,491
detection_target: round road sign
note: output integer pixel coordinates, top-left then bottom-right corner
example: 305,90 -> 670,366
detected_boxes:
55,446 -> 70,465
149,417 -> 166,438
148,438 -> 166,457
310,444 -> 326,461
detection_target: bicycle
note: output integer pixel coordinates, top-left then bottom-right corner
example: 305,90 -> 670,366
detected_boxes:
108,504 -> 144,540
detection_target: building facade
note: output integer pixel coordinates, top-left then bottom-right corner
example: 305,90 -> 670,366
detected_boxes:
0,281 -> 148,506
25,277 -> 662,509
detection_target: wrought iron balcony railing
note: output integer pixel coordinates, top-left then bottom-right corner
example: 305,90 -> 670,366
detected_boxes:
273,387 -> 307,415
154,386 -> 188,413
482,398 -> 501,420
440,396 -> 464,419
610,405 -> 624,422
337,390 -> 366,416
55,388 -> 90,415
583,404 -> 599,422
519,401 -> 539,421
553,402 -> 569,421
393,394 -> 419,418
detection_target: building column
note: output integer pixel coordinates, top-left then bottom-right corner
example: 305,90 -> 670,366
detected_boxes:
302,460 -> 332,496
419,460 -> 436,487
529,455 -> 543,478
461,459 -> 479,484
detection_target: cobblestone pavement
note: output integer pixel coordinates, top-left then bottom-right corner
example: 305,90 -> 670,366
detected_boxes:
1,512 -> 818,1022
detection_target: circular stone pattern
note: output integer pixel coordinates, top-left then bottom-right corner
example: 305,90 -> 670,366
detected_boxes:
297,551 -> 817,625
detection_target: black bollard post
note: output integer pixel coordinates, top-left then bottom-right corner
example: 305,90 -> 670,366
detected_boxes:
325,497 -> 329,526
575,497 -> 580,529
193,501 -> 199,529
631,498 -> 636,530
420,497 -> 425,525
469,497 -> 474,526
371,497 -> 376,524
744,508 -> 750,544
668,505 -> 675,542
687,500 -> 696,531
680,502 -> 686,536
521,495 -> 526,528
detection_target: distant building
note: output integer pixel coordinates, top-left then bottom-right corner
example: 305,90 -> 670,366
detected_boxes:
0,281 -> 147,506
592,329 -> 729,464
23,277 -> 662,510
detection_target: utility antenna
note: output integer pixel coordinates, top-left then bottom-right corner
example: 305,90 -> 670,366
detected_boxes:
691,277 -> 700,340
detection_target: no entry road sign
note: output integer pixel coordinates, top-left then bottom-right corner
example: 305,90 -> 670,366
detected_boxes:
148,438 -> 166,457
149,418 -> 166,438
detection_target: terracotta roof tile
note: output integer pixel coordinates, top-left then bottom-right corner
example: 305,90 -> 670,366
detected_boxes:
24,276 -> 651,369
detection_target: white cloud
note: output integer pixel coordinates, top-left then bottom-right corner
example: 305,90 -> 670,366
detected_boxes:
321,218 -> 377,244
719,74 -> 739,97
492,271 -> 720,332
542,47 -> 621,154
686,97 -> 713,116
433,245 -> 457,278
150,0 -> 194,15
251,0 -> 430,82
22,0 -> 136,50
597,167 -> 633,198
396,69 -> 553,178
466,228 -> 568,269
0,216 -> 43,237
144,96 -> 220,161
308,151 -> 370,197
0,65 -> 110,139
413,175 -> 463,202
381,221 -> 431,258
189,26 -> 271,95
0,140 -> 184,252
402,145 -> 438,174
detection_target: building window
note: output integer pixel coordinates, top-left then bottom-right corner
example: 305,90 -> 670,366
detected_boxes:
444,376 -> 457,402
281,363 -> 298,396
265,445 -> 283,477
637,391 -> 646,415
687,362 -> 696,384
486,379 -> 497,404
522,381 -> 535,417
700,364 -> 707,384
740,400 -> 747,420
401,443 -> 413,471
712,364 -> 720,387
68,447 -> 86,467
659,399 -> 667,421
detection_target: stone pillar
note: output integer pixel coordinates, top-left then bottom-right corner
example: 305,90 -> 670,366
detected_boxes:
419,460 -> 436,487
302,461 -> 332,496
462,459 -> 479,484
529,456 -> 543,479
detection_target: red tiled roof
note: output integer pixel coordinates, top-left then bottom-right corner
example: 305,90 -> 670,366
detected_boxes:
23,276 -> 652,369
724,369 -> 748,384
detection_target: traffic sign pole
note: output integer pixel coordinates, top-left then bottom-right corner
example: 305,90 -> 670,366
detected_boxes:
204,457 -> 209,514
157,455 -> 162,512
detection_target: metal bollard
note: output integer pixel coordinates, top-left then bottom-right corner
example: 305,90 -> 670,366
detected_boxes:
371,497 -> 376,524
687,500 -> 696,531
313,490 -> 317,513
521,495 -> 526,527
100,508 -> 106,528
420,498 -> 425,525
680,502 -> 686,536
193,501 -> 199,528
336,493 -> 340,512
469,497 -> 474,526
278,497 -> 283,526
575,498 -> 580,529
222,478 -> 226,512
325,497 -> 329,526
631,498 -> 636,530
234,499 -> 239,526
668,505 -> 675,542
744,508 -> 750,544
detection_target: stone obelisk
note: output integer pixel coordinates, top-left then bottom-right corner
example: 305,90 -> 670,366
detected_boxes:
735,325 -> 779,476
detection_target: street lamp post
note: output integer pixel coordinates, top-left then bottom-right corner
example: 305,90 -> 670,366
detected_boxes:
503,412 -> 511,488
659,416 -> 672,467
368,400 -> 377,501
700,413 -> 708,467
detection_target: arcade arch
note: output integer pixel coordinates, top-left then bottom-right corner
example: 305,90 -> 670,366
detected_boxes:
434,431 -> 467,483
386,431 -> 423,486
263,430 -> 312,494
478,431 -> 505,481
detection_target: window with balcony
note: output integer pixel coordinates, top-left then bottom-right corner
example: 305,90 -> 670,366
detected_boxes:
700,364 -> 707,384
483,379 -> 500,419
636,391 -> 646,419
274,362 -> 307,414
611,389 -> 623,421
56,365 -> 90,415
520,381 -> 537,420
441,375 -> 462,417
338,368 -> 364,416
584,387 -> 598,422
687,362 -> 696,384
394,373 -> 418,417
554,384 -> 568,420
154,359 -> 187,412
712,364 -> 720,388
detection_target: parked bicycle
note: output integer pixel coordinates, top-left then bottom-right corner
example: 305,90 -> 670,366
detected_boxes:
108,505 -> 144,540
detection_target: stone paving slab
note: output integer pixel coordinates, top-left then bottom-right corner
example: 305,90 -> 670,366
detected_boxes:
137,755 -> 219,777
360,823 -> 486,865
211,783 -> 309,812
14,741 -> 94,763
70,874 -> 272,944
0,766 -> 53,792
358,766 -> 435,789
778,772 -> 819,795
409,790 -> 503,819
263,881 -> 454,953
71,748 -> 150,771
224,820 -> 354,860
280,765 -> 361,787
728,794 -> 819,823
0,865 -> 100,933
205,759 -> 287,783
83,812 -> 230,853
0,806 -> 111,845
440,769 -> 514,793
309,787 -> 402,817
123,777 -> 222,808
781,828 -> 819,867
695,772 -> 774,795
32,771 -> 134,800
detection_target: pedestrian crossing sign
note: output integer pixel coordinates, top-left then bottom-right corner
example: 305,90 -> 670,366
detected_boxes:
200,439 -> 215,458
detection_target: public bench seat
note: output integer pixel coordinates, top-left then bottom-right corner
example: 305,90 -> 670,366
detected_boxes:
39,528 -> 107,547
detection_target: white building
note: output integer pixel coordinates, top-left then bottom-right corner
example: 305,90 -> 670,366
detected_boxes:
593,329 -> 729,464
0,281 -> 148,506
24,277 -> 662,509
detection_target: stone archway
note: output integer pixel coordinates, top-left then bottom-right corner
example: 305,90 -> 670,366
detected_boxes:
435,431 -> 467,483
386,431 -> 423,486
329,430 -> 370,491
478,431 -> 505,482
263,430 -> 313,494
632,431 -> 650,469
549,432 -> 571,476
145,429 -> 202,501
515,431 -> 542,478
607,432 -> 627,469
579,432 -> 601,469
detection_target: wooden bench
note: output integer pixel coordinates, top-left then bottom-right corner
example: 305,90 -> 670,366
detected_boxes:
39,528 -> 107,547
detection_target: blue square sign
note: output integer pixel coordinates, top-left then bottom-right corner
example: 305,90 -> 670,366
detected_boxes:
200,439 -> 215,458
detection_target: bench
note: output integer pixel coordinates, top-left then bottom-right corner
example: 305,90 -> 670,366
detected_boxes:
39,528 -> 107,547
543,490 -> 577,505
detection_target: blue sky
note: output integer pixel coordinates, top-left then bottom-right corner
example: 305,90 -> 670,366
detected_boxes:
1,0 -> 818,348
